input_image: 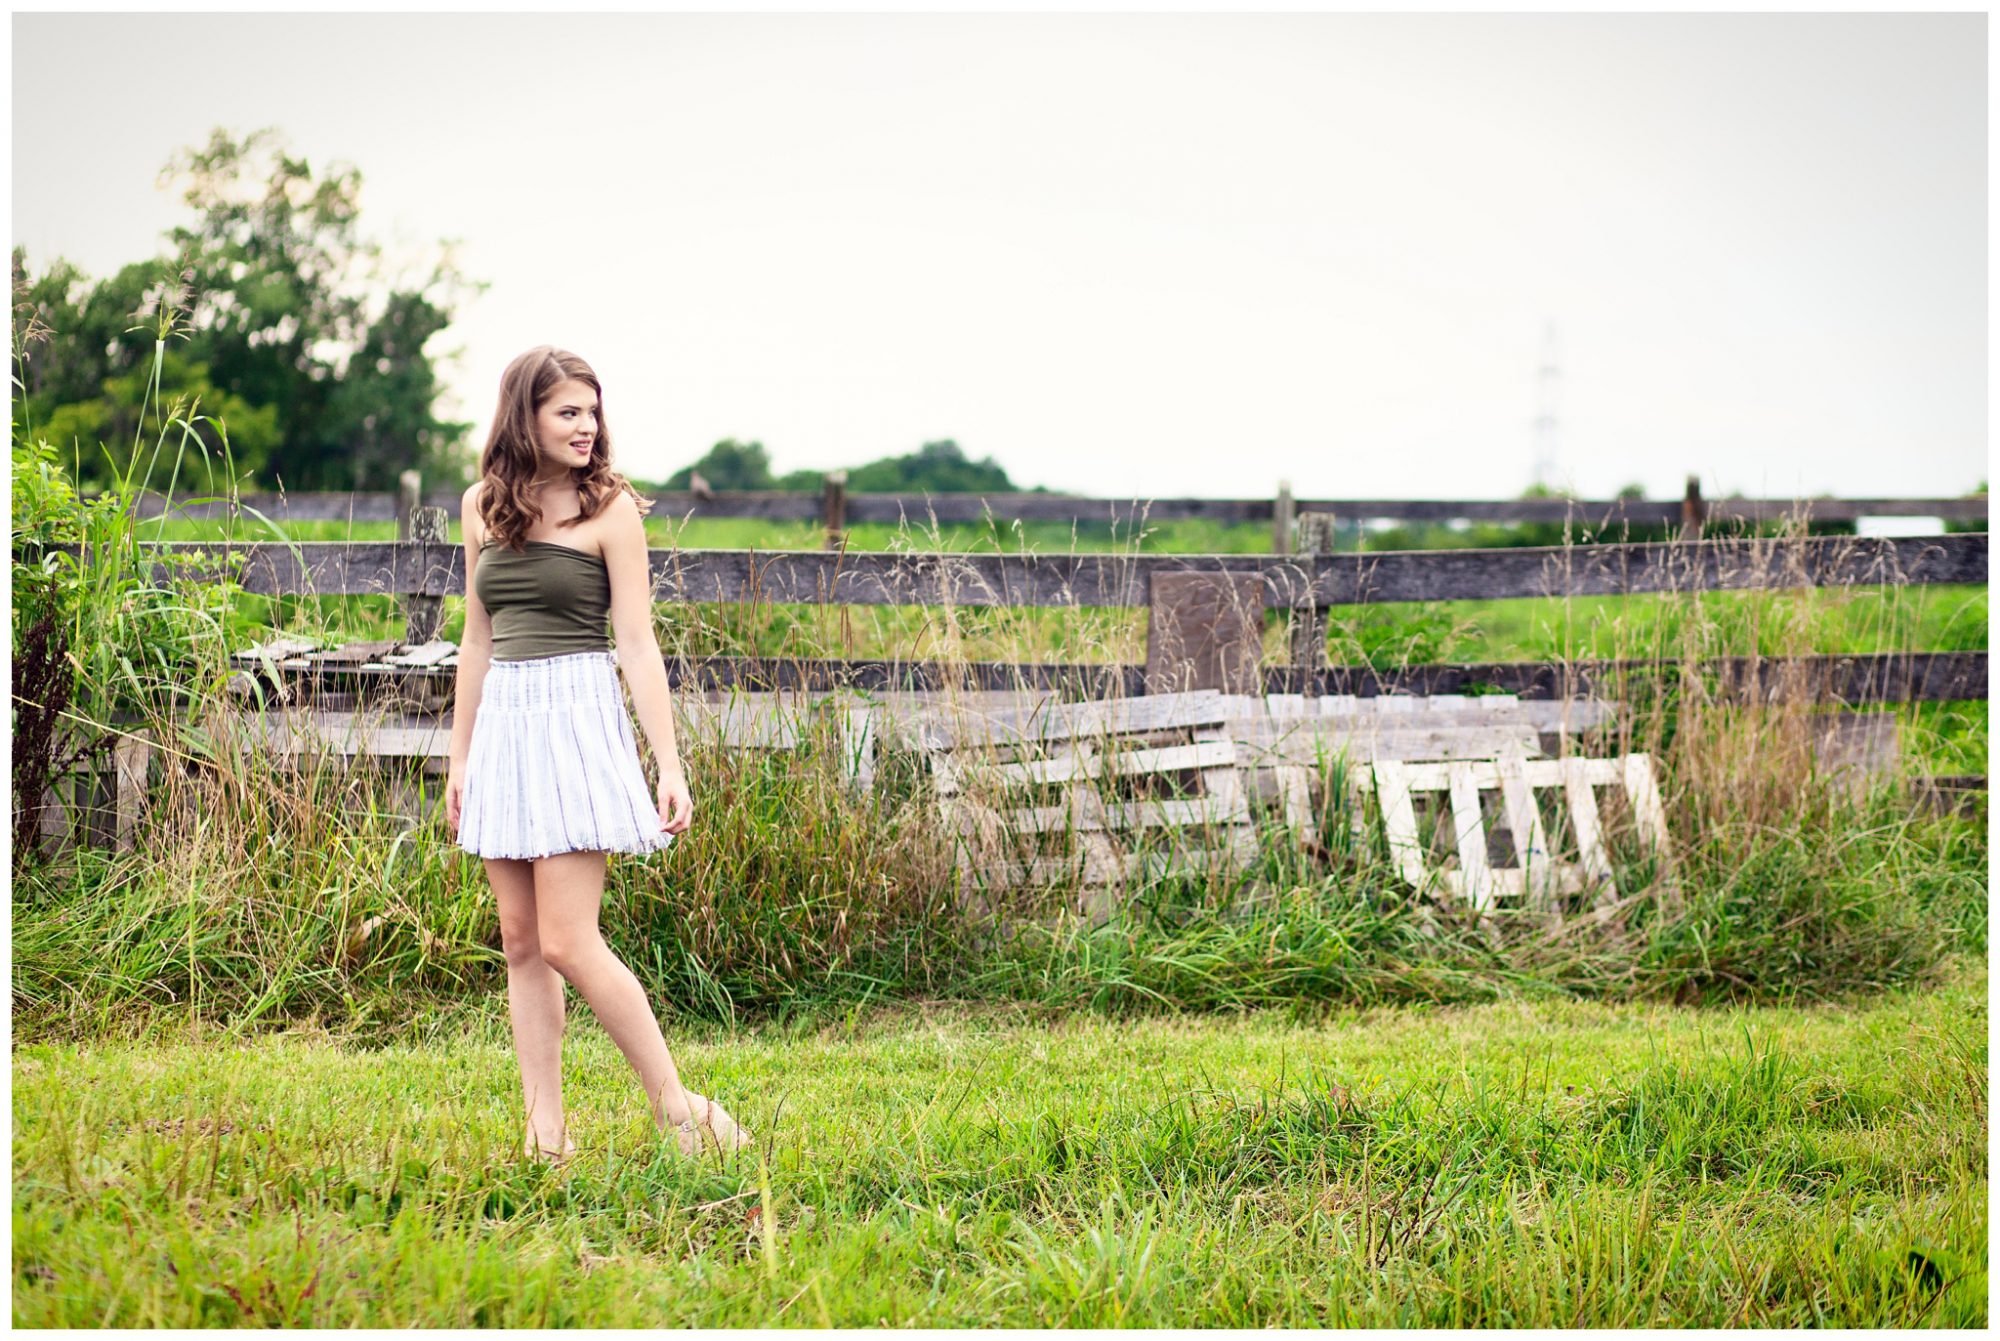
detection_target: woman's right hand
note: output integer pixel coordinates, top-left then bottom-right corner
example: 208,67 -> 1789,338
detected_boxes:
446,760 -> 465,832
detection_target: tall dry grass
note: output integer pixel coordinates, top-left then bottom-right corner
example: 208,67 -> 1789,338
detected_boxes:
10,332 -> 1985,1039
19,521 -> 1987,1041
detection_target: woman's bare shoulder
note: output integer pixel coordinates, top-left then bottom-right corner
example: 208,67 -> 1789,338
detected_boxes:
462,480 -> 489,545
601,487 -> 645,525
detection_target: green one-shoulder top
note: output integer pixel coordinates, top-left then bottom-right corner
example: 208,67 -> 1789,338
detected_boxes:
472,540 -> 613,661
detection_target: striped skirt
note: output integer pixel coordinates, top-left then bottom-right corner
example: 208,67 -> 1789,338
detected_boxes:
456,650 -> 675,861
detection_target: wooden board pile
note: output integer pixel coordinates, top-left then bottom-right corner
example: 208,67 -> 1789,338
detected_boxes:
908,689 -> 1259,922
891,687 -> 1679,928
215,637 -> 1682,928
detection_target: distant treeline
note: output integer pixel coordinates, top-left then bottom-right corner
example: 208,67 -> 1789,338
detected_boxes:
646,438 -> 1047,497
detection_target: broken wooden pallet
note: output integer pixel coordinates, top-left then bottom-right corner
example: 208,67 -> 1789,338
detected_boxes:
923,689 -> 1265,919
1361,747 -> 1678,924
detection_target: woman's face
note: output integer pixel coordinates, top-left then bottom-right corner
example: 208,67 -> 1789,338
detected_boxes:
532,377 -> 600,480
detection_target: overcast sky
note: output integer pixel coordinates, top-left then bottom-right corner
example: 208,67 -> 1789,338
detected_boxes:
11,12 -> 1987,501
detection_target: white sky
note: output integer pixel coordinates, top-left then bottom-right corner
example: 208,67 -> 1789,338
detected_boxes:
11,11 -> 1988,500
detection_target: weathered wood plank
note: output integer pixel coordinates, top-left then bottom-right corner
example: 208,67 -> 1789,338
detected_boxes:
661,660 -> 1144,696
1272,765 -> 1314,841
1372,760 -> 1431,894
230,635 -> 321,664
1808,712 -> 1900,786
1446,761 -> 1497,911
1397,758 -> 1624,791
213,711 -> 456,759
1494,749 -> 1558,916
1230,721 -> 1545,767
1512,699 -> 1623,732
932,743 -> 1092,797
912,688 -> 1229,751
839,707 -> 876,795
1267,651 -> 1987,704
381,640 -> 458,668
217,641 -> 1989,707
674,699 -> 806,750
1000,793 -> 1250,834
111,731 -> 154,854
1561,756 -> 1620,907
299,640 -> 400,666
1144,571 -> 1265,694
937,740 -> 1236,794
74,532 -> 1986,605
117,489 -> 1991,526
1001,793 -> 1109,834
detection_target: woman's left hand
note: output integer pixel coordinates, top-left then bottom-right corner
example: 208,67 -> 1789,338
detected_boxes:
656,764 -> 693,836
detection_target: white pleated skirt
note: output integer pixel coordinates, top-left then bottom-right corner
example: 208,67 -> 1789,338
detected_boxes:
456,650 -> 675,861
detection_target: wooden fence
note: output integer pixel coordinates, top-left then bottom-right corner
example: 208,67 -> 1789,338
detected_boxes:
19,518 -> 1987,854
77,532 -> 1990,607
119,476 -> 1988,550
36,529 -> 1989,702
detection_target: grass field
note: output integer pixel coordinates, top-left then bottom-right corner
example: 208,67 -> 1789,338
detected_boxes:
13,955 -> 1985,1327
18,460 -> 1987,1326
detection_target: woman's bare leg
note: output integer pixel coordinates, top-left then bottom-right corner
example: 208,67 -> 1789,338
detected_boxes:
532,850 -> 696,1131
486,856 -> 570,1154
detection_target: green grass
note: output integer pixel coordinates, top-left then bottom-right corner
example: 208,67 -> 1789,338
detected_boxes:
18,442 -> 1990,1324
13,956 -> 1985,1326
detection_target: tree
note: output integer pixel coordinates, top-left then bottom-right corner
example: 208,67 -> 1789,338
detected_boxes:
845,439 -> 1020,493
661,436 -> 1040,494
12,251 -> 280,489
661,439 -> 777,491
12,126 -> 481,491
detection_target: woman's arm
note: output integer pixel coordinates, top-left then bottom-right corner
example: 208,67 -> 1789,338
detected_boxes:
603,492 -> 689,829
447,484 -> 494,792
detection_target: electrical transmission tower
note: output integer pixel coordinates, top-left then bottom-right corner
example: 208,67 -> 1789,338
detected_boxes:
1530,321 -> 1561,491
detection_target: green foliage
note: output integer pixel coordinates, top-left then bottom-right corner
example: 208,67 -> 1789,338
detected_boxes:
12,126 -> 479,492
842,439 -> 1023,493
32,347 -> 281,486
1327,601 -> 1477,669
663,438 -> 1033,494
10,278 -> 248,867
661,438 -> 777,490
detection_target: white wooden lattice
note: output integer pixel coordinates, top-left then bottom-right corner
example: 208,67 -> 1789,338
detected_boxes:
1360,748 -> 1677,920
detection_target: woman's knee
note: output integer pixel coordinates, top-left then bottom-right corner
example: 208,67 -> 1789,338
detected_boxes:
537,928 -> 602,978
498,918 -> 544,969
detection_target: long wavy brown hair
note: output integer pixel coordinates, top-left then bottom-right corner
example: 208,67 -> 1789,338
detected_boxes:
477,345 -> 653,551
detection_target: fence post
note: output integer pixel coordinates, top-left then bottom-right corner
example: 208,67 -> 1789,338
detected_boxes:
1290,511 -> 1335,689
403,505 -> 449,645
823,470 -> 848,552
1143,572 -> 1266,696
1680,475 -> 1705,542
397,470 -> 422,542
1273,479 -> 1294,555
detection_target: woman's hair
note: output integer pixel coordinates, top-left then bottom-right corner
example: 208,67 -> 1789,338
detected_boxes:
477,345 -> 653,551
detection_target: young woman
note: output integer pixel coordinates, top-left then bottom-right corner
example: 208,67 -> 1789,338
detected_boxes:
446,345 -> 751,1165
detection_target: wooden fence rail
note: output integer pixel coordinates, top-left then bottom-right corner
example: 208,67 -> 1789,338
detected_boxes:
118,486 -> 1989,529
610,650 -> 1986,701
39,532 -> 1988,607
